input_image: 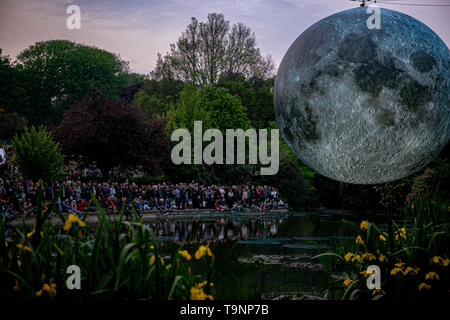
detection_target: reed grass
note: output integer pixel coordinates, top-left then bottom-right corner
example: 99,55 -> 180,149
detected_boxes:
0,190 -> 214,300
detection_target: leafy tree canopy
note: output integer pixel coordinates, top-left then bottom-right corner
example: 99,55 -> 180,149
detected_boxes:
52,92 -> 169,179
218,75 -> 275,128
151,13 -> 275,85
117,72 -> 147,103
12,126 -> 64,182
0,49 -> 29,139
15,40 -> 130,125
133,78 -> 185,118
167,84 -> 250,133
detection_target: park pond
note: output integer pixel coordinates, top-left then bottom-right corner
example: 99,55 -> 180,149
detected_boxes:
6,208 -> 409,300
140,209 -> 408,300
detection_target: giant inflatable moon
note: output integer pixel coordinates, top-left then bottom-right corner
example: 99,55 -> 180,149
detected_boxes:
274,7 -> 449,184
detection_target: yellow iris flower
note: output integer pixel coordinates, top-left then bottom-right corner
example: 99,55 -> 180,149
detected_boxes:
391,261 -> 419,277
394,260 -> 405,268
390,267 -> 402,276
379,235 -> 387,241
344,253 -> 354,262
443,258 -> 449,267
360,270 -> 374,278
431,256 -> 449,267
372,289 -> 385,296
190,286 -> 214,300
418,282 -> 431,291
63,214 -> 86,231
402,266 -> 419,276
425,272 -> 439,280
16,243 -> 32,252
362,252 -> 376,261
360,220 -> 369,230
395,227 -> 407,240
195,243 -> 214,260
149,255 -> 164,265
355,235 -> 364,245
343,278 -> 353,286
36,280 -> 57,297
178,250 -> 191,261
27,225 -> 44,238
190,281 -> 213,300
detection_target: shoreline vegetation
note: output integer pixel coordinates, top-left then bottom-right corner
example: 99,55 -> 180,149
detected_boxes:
1,192 -> 215,300
314,195 -> 449,301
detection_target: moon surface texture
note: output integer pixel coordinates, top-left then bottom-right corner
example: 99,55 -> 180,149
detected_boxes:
274,8 -> 449,184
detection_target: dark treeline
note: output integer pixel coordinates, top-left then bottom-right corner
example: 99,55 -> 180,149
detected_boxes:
0,13 -> 448,211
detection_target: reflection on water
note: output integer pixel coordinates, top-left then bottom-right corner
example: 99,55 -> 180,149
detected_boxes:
144,215 -> 287,245
150,211 -> 356,300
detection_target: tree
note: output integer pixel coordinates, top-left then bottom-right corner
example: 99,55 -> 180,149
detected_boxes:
163,84 -> 251,183
117,72 -> 146,103
0,50 -> 18,113
166,84 -> 250,133
151,13 -> 275,85
12,126 -> 64,182
52,92 -> 169,178
118,81 -> 144,104
218,75 -> 275,128
15,40 -> 130,125
133,78 -> 185,118
0,49 -> 29,139
0,110 -> 27,142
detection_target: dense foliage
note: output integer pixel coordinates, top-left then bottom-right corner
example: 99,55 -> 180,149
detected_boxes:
2,40 -> 129,126
12,126 -> 64,182
52,93 -> 168,179
167,84 -> 250,133
151,13 -> 275,85
0,197 -> 214,300
316,195 -> 449,301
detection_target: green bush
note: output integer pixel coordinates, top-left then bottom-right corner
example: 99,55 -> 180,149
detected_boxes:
12,126 -> 64,182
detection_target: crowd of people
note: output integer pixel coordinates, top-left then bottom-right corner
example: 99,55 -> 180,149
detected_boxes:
0,159 -> 287,221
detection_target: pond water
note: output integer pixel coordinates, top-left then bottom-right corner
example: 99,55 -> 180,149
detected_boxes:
144,211 -> 362,300
211,212 -> 356,300
2,208 -> 411,300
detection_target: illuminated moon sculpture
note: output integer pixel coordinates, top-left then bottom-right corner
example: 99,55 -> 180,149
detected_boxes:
274,7 -> 449,184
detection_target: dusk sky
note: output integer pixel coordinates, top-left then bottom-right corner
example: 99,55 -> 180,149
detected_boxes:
1,0 -> 449,74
